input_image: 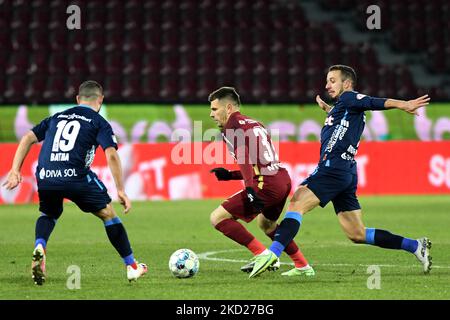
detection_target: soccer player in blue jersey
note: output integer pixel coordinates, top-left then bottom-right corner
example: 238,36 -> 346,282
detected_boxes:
249,65 -> 432,278
2,81 -> 147,284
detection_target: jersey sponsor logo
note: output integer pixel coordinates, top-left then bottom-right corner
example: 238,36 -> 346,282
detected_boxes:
340,119 -> 349,127
347,144 -> 357,155
356,93 -> 367,100
238,119 -> 259,125
38,168 -> 78,180
85,145 -> 96,168
341,152 -> 354,161
39,168 -> 46,179
324,115 -> 334,126
325,118 -> 350,153
57,113 -> 92,123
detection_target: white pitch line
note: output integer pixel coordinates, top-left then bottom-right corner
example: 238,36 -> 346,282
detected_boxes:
197,249 -> 450,269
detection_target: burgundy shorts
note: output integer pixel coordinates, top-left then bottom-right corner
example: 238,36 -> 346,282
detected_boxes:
221,170 -> 292,223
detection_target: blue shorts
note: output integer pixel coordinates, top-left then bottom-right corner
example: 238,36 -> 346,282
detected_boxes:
301,167 -> 361,214
38,173 -> 111,218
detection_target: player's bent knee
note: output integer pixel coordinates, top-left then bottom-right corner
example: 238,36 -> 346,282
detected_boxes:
347,231 -> 366,244
287,201 -> 304,214
288,186 -> 320,214
257,215 -> 277,234
209,212 -> 218,227
288,200 -> 313,216
94,205 -> 116,221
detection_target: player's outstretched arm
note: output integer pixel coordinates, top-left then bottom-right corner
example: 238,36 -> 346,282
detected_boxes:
384,94 -> 430,115
105,147 -> 131,214
2,131 -> 38,190
316,95 -> 332,113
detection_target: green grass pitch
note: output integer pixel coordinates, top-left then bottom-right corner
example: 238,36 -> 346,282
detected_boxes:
0,195 -> 449,300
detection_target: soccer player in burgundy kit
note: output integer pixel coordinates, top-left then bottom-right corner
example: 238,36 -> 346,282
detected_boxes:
208,86 -> 314,277
249,65 -> 432,278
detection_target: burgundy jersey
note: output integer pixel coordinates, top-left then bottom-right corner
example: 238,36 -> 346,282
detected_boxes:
222,111 -> 286,188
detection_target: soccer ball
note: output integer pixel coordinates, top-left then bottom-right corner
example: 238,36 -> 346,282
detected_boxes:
169,248 -> 200,278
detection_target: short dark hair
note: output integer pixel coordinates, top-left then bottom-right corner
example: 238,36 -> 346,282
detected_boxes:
328,65 -> 357,87
78,80 -> 103,100
208,86 -> 241,107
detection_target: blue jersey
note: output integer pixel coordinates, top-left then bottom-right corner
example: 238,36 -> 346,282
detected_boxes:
318,91 -> 386,174
32,105 -> 117,189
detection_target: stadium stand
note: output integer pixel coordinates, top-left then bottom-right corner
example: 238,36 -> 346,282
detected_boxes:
0,0 -> 448,104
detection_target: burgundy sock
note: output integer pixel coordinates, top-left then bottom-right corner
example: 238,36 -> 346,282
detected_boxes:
215,219 -> 266,255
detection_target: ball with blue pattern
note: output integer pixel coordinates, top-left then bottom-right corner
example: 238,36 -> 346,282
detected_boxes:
169,248 -> 200,278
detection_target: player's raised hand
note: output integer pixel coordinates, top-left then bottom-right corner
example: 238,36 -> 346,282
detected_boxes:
316,95 -> 332,113
403,94 -> 430,115
210,167 -> 232,181
2,170 -> 22,190
117,190 -> 131,214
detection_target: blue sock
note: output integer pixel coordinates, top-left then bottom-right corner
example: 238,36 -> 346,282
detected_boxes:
365,228 -> 417,253
104,217 -> 134,265
401,238 -> 418,253
35,238 -> 47,249
365,228 -> 376,245
123,253 -> 136,266
269,212 -> 302,257
35,213 -> 57,249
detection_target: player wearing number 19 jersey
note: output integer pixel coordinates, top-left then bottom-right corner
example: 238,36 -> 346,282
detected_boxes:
208,87 -> 314,276
34,103 -> 115,191
249,65 -> 432,278
2,81 -> 147,284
